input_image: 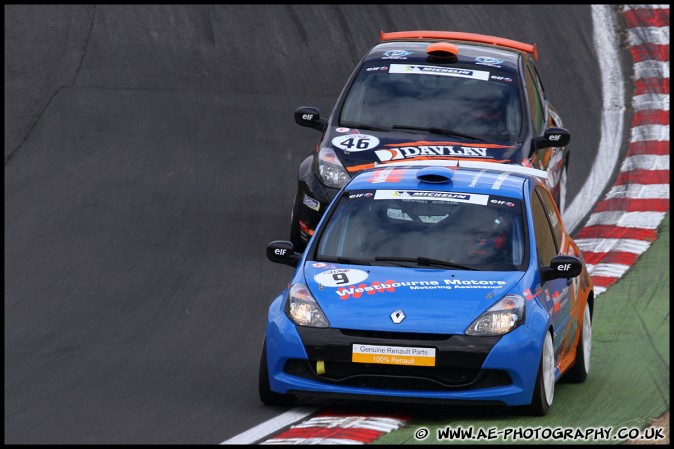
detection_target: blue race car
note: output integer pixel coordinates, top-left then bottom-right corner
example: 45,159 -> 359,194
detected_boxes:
260,161 -> 593,415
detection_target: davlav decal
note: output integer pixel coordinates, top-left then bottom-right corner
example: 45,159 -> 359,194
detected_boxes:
332,134 -> 380,152
375,145 -> 490,161
389,64 -> 490,81
314,268 -> 369,288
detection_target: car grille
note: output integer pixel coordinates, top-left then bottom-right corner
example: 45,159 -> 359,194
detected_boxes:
284,359 -> 511,391
292,327 -> 509,392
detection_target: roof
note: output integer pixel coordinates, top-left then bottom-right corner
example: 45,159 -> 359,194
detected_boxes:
347,163 -> 538,199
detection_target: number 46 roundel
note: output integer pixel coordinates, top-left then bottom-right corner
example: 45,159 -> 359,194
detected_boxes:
331,134 -> 380,152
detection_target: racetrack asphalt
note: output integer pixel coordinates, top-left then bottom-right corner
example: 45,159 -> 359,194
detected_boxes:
5,4 -> 666,444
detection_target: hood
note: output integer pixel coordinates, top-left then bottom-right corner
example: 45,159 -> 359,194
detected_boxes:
326,126 -> 524,171
304,262 -> 526,335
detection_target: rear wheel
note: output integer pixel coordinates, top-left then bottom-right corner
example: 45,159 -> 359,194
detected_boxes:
523,331 -> 555,416
563,302 -> 592,382
259,337 -> 298,406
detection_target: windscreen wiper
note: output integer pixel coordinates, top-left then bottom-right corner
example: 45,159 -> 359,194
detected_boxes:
318,256 -> 373,266
339,121 -> 391,133
318,256 -> 423,268
391,124 -> 487,142
374,256 -> 479,271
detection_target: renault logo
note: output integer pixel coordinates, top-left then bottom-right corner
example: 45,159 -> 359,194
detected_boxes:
390,310 -> 406,324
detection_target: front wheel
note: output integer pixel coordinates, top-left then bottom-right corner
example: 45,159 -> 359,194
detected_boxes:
563,301 -> 592,382
259,337 -> 298,407
522,331 -> 555,416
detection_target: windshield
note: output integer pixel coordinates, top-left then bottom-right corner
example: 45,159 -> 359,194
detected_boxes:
315,189 -> 527,271
340,62 -> 522,142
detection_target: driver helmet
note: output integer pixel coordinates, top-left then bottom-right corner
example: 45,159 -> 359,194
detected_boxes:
467,210 -> 511,258
469,82 -> 507,120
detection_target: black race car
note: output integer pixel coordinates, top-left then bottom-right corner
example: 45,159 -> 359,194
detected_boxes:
290,31 -> 570,251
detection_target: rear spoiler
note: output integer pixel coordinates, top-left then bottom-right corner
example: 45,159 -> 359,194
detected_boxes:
379,30 -> 538,60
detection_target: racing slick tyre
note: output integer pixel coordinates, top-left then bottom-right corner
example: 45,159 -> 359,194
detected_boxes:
523,330 -> 555,416
259,337 -> 298,406
562,301 -> 592,383
289,192 -> 306,253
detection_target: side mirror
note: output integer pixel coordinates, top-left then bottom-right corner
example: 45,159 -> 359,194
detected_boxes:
266,240 -> 301,267
542,255 -> 582,281
533,127 -> 571,150
294,106 -> 327,132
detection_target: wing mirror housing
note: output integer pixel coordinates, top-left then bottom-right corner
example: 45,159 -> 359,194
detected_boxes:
295,106 -> 327,132
533,127 -> 571,150
266,240 -> 302,267
542,255 -> 583,281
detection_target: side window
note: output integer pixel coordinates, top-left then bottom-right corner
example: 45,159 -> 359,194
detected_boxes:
530,190 -> 558,266
535,186 -> 563,247
524,65 -> 545,135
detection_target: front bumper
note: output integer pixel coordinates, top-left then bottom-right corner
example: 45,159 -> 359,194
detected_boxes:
265,300 -> 544,407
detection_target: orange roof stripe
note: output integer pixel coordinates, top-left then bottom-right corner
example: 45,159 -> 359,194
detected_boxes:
379,30 -> 538,60
346,158 -> 512,173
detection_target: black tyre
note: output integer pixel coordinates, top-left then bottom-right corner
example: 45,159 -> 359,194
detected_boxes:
562,302 -> 592,383
259,338 -> 298,406
522,331 -> 555,416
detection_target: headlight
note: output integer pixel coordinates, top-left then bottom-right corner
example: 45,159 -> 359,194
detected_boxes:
285,283 -> 329,328
465,295 -> 525,336
318,147 -> 350,188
